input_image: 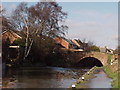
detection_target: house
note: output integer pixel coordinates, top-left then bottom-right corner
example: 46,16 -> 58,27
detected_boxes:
2,30 -> 22,67
99,47 -> 106,53
71,39 -> 80,48
2,30 -> 22,44
53,37 -> 69,49
99,46 -> 114,54
106,48 -> 114,54
53,37 -> 84,52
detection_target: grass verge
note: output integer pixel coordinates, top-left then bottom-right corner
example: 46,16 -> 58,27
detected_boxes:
103,65 -> 119,88
107,54 -> 112,64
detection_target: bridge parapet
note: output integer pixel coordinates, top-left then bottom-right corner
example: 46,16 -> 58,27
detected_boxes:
78,51 -> 115,66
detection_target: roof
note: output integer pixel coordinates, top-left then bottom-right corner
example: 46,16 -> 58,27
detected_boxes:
2,30 -> 22,44
53,37 -> 69,49
71,39 -> 80,48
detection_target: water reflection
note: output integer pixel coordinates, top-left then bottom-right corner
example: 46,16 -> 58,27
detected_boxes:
87,69 -> 112,88
3,67 -> 89,88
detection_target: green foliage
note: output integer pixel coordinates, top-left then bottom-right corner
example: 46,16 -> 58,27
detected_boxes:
85,45 -> 100,52
28,36 -> 56,64
13,38 -> 25,46
107,54 -> 111,64
89,45 -> 100,52
103,66 -> 119,88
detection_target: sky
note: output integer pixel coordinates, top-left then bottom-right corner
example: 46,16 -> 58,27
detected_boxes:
2,1 -> 118,49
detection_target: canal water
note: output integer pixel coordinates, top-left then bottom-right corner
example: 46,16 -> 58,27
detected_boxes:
4,67 -> 89,88
87,69 -> 112,88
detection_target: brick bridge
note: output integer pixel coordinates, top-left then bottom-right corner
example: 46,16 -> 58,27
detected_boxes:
76,52 -> 117,66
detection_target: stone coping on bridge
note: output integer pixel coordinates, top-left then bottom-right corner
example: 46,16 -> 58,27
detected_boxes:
77,51 -> 116,66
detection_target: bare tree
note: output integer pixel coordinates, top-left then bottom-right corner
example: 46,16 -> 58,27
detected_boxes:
11,1 -> 68,59
0,6 -> 14,32
28,2 -> 68,37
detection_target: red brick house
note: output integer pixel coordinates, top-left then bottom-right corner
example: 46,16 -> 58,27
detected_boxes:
53,37 -> 69,49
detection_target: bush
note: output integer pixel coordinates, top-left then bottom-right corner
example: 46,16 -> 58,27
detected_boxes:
107,54 -> 111,64
85,45 -> 100,52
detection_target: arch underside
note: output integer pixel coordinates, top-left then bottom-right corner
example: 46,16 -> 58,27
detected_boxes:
77,57 -> 103,68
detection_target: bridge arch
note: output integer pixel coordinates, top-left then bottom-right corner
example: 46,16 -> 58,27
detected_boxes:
77,57 -> 103,68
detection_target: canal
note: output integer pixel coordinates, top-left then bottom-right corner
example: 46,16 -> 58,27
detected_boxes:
3,67 -> 89,88
87,69 -> 112,88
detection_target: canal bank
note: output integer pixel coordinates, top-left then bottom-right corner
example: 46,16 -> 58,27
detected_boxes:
70,66 -> 112,88
103,64 -> 119,88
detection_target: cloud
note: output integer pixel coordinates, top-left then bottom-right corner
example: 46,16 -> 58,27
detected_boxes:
65,10 -> 118,49
11,4 -> 17,10
112,35 -> 120,41
66,20 -> 98,27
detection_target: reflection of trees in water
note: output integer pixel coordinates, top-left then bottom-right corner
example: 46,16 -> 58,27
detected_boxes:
2,67 -> 89,88
55,72 -> 63,80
